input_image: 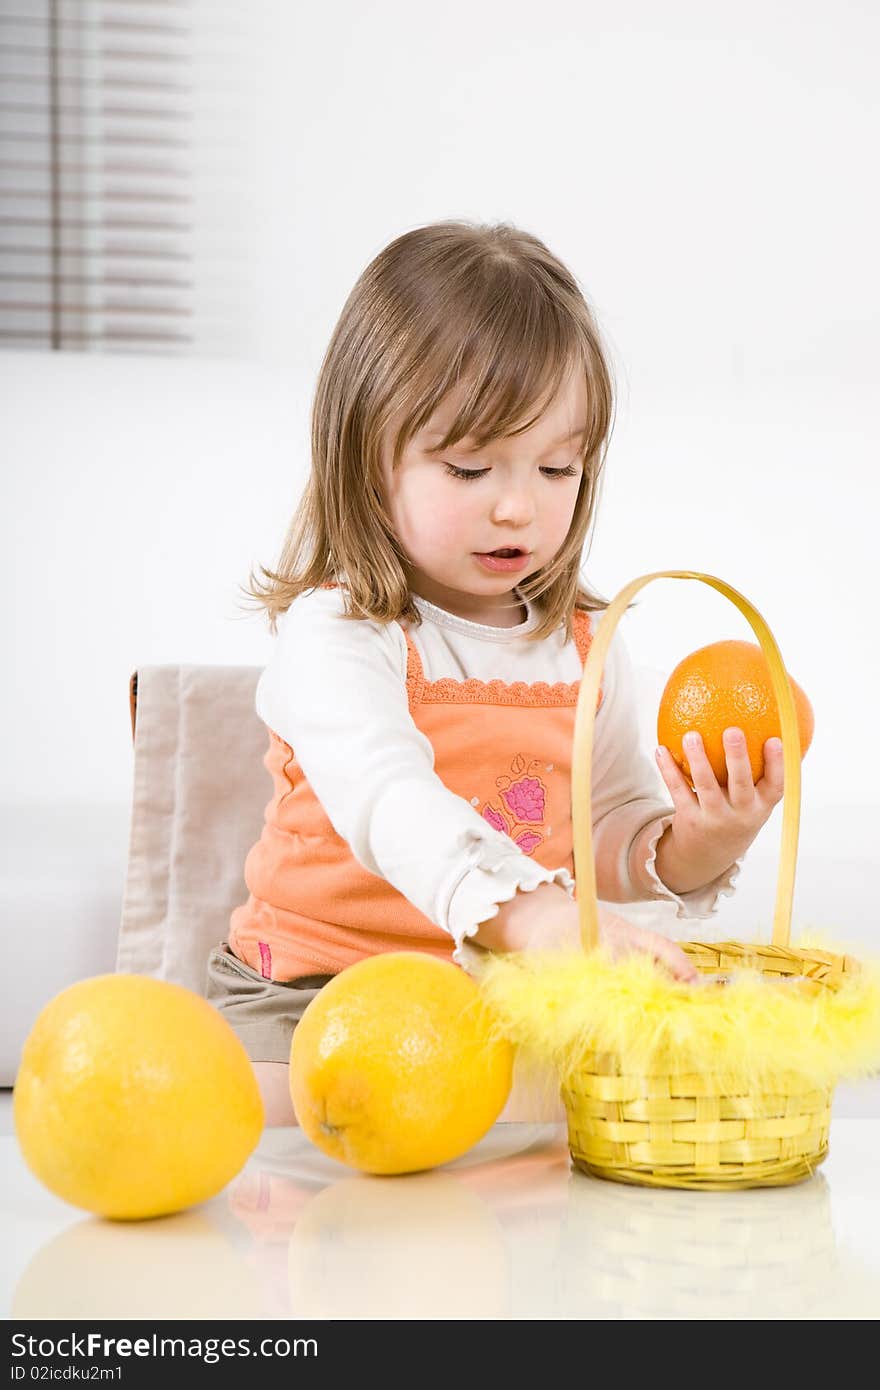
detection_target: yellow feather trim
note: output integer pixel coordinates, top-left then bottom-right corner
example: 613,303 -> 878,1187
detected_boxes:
473,941 -> 880,1094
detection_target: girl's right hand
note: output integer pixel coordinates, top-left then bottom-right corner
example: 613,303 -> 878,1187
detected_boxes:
595,906 -> 699,984
521,892 -> 699,984
478,882 -> 699,983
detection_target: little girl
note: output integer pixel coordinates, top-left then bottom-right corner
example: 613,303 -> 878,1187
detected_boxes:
207,219 -> 782,1126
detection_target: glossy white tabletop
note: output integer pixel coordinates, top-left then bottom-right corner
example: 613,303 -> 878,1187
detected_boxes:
5,1120 -> 880,1321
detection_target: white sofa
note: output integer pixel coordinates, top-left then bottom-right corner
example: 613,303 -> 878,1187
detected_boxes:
4,663 -> 877,1117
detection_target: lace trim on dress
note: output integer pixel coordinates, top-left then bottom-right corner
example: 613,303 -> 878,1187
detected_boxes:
403,608 -> 604,708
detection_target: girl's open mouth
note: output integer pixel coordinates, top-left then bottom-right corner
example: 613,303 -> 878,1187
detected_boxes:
474,550 -> 532,573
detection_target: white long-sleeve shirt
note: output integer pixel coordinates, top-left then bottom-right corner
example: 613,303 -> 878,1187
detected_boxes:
255,583 -> 742,970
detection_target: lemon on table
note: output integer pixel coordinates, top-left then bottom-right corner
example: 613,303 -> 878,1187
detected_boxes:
14,974 -> 264,1221
289,952 -> 514,1175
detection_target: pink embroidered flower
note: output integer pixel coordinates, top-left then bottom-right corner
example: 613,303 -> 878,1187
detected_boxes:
502,776 -> 545,824
482,806 -> 507,834
515,831 -> 543,854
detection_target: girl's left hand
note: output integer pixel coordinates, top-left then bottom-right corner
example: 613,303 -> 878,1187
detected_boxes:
654,728 -> 785,891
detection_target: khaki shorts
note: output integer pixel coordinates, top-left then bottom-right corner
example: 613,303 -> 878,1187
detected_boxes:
205,941 -> 334,1064
205,941 -> 568,1122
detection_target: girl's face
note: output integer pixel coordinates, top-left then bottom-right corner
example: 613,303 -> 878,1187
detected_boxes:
379,366 -> 589,625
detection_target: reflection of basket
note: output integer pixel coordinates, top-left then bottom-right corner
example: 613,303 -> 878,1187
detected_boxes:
556,1171 -> 853,1319
478,570 -> 880,1191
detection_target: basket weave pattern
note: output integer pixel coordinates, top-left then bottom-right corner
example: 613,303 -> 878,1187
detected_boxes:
562,942 -> 861,1190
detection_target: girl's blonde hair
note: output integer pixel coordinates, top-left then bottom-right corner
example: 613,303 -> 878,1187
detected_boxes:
240,219 -> 618,645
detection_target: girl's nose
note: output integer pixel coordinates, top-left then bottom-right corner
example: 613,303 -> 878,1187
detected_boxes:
491,488 -> 537,524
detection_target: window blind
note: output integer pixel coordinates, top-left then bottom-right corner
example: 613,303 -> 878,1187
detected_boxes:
0,0 -> 246,355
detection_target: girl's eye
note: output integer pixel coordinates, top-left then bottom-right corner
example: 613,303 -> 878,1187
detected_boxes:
443,463 -> 580,483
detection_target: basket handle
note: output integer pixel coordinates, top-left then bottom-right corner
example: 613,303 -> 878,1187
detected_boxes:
572,570 -> 803,953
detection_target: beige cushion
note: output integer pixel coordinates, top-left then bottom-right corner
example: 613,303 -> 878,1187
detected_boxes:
117,666 -> 268,997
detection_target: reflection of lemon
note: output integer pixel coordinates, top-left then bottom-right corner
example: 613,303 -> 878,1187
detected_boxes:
288,1173 -> 508,1318
290,952 -> 514,1174
12,1210 -> 266,1320
14,974 -> 264,1220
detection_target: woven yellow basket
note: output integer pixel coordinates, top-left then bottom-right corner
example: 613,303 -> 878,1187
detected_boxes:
476,569 -> 880,1191
564,569 -> 856,1189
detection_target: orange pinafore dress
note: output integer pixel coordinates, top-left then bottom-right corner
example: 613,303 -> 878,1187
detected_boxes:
228,587 -> 603,981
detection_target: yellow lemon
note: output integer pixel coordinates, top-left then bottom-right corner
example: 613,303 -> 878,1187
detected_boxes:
289,952 -> 514,1174
14,974 -> 264,1221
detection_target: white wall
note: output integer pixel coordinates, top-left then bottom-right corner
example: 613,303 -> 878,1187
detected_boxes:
3,2 -> 878,972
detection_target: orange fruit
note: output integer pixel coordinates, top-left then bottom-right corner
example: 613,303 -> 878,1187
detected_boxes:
14,974 -> 264,1221
657,639 -> 813,788
289,952 -> 514,1175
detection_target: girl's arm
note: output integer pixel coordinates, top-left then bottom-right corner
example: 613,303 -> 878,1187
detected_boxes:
472,881 -> 697,982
